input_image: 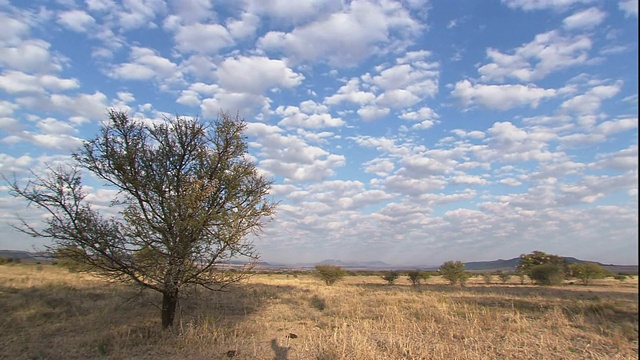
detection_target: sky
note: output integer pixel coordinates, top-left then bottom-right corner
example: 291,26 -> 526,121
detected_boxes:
0,0 -> 637,266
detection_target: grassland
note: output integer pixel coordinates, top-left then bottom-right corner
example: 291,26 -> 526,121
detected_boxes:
0,264 -> 637,359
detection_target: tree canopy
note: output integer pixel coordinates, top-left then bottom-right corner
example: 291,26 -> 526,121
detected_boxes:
8,110 -> 276,328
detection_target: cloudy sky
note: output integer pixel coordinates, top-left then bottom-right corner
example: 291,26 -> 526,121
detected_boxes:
0,0 -> 637,266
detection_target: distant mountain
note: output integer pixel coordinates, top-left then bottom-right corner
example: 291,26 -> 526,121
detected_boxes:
314,259 -> 392,269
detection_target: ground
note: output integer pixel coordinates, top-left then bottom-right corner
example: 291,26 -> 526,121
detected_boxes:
0,265 -> 637,359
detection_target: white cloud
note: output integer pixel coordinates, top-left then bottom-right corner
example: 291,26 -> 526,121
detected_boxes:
109,47 -> 180,82
501,0 -> 595,11
258,0 -> 421,67
0,71 -> 79,94
324,78 -> 376,106
118,0 -> 167,30
560,82 -> 622,114
0,39 -> 59,73
216,56 -> 304,94
276,105 -> 345,129
619,0 -> 638,17
57,10 -> 96,32
563,7 -> 606,30
452,80 -> 556,110
478,31 -> 591,82
174,23 -> 234,54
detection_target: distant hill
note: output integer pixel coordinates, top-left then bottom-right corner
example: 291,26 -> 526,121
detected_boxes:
1,250 -> 637,274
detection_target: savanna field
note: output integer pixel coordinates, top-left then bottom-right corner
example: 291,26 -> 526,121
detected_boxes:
0,265 -> 637,360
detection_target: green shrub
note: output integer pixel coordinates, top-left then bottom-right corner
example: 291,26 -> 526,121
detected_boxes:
568,262 -> 609,285
497,270 -> 512,284
439,261 -> 469,286
381,271 -> 400,284
613,274 -> 627,282
482,273 -> 492,284
529,263 -> 564,286
406,270 -> 429,286
314,265 -> 347,286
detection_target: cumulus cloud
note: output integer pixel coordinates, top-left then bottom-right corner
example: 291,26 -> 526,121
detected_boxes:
216,56 -> 304,94
619,0 -> 638,17
258,0 -> 421,67
563,7 -> 606,30
109,47 -> 181,82
57,10 -> 96,32
477,31 -> 591,82
451,80 -> 556,110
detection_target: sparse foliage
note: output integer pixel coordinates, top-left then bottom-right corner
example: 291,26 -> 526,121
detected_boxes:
482,273 -> 492,284
381,271 -> 400,284
568,262 -> 610,285
496,270 -> 512,284
314,265 -> 347,286
406,270 -> 429,286
529,263 -> 564,286
439,261 -> 469,286
7,110 -> 276,328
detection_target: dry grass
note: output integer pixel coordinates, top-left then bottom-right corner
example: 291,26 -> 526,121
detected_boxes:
0,265 -> 637,359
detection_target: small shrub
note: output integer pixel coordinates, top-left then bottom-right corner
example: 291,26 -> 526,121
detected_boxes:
529,263 -> 564,286
613,274 -> 627,282
314,265 -> 346,286
406,270 -> 429,286
497,271 -> 512,284
482,273 -> 492,284
310,295 -> 326,311
381,271 -> 400,284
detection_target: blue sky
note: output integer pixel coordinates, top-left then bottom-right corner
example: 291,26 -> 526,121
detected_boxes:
0,0 -> 637,266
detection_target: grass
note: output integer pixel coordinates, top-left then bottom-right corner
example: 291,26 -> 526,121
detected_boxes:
0,265 -> 637,359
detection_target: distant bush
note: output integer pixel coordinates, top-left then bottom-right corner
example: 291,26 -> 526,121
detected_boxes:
439,261 -> 469,286
496,270 -> 512,284
482,273 -> 492,284
381,271 -> 400,284
613,274 -> 627,282
406,270 -> 430,286
314,265 -> 347,286
310,295 -> 326,311
568,262 -> 610,285
529,264 -> 564,286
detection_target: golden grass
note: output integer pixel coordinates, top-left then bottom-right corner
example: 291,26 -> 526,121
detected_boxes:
0,265 -> 637,359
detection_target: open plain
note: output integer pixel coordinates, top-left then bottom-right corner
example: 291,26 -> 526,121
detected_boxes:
0,265 -> 637,359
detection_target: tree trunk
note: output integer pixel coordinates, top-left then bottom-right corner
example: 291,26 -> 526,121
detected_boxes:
161,289 -> 179,328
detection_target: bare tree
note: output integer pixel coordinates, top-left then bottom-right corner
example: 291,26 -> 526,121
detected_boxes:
7,110 -> 276,328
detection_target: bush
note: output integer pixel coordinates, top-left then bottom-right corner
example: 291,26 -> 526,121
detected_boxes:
613,274 -> 627,282
568,262 -> 609,285
439,261 -> 469,286
310,295 -> 326,311
497,270 -> 512,284
529,264 -> 564,286
406,270 -> 429,286
314,265 -> 347,286
482,273 -> 492,284
381,271 -> 400,284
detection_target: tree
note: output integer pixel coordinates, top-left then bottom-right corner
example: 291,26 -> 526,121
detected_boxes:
517,251 -> 566,275
529,263 -> 564,286
314,265 -> 347,286
406,270 -> 429,286
517,251 -> 566,286
568,262 -> 609,285
7,110 -> 276,328
381,271 -> 400,284
439,261 -> 469,286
